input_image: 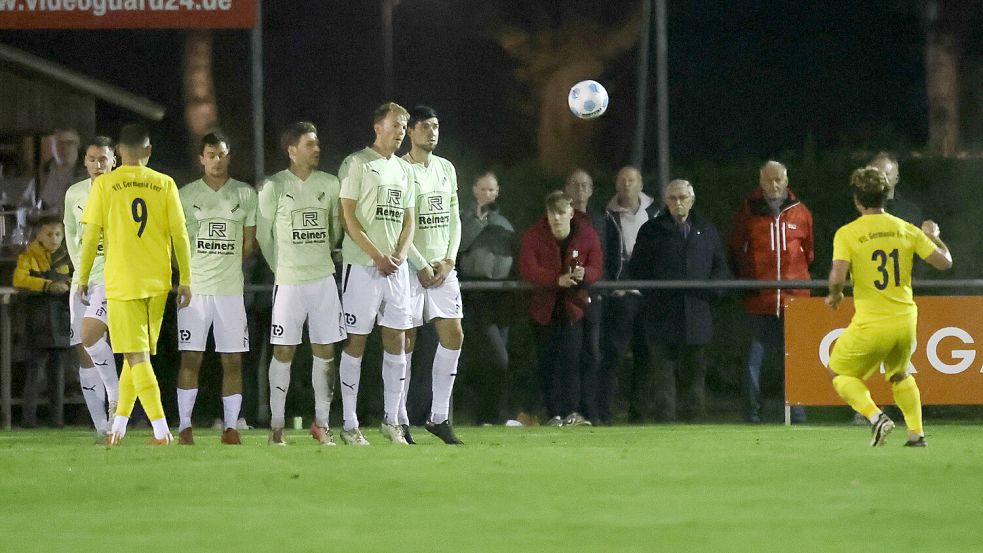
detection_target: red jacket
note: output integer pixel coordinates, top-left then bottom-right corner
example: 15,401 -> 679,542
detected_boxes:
727,188 -> 814,316
519,216 -> 603,325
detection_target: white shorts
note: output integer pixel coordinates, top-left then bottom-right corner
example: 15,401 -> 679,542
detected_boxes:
177,294 -> 249,353
341,263 -> 414,334
409,269 -> 464,327
271,276 -> 347,346
69,284 -> 108,346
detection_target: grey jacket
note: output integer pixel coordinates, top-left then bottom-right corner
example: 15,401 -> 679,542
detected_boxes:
458,202 -> 515,280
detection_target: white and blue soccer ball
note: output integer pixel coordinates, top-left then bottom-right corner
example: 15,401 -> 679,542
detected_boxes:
568,80 -> 609,120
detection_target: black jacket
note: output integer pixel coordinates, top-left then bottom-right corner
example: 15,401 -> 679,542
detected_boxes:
629,210 -> 730,345
604,200 -> 660,281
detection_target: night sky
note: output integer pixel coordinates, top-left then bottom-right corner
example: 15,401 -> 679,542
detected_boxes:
2,0 -> 979,183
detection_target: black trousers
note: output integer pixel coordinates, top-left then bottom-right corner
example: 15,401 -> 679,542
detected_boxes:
21,349 -> 66,428
533,318 -> 584,419
578,295 -> 602,422
649,343 -> 707,422
598,293 -> 650,423
461,292 -> 511,424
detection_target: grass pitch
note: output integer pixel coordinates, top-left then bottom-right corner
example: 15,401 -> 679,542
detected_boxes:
1,424 -> 981,553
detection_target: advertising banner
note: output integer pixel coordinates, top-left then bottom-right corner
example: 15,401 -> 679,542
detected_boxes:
0,0 -> 257,29
785,296 -> 983,406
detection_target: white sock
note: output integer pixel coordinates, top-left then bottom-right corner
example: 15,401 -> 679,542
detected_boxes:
78,367 -> 108,432
268,357 -> 291,429
311,356 -> 334,427
382,351 -> 406,426
176,388 -> 198,432
84,339 -> 119,402
222,394 -> 242,430
111,415 -> 129,437
398,351 -> 413,425
431,345 -> 461,424
150,417 -> 170,440
339,352 -> 362,431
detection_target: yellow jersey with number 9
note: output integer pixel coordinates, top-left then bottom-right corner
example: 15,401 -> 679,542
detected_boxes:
82,165 -> 190,300
832,213 -> 937,323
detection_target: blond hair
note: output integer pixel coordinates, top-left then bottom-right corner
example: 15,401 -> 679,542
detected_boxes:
373,101 -> 409,123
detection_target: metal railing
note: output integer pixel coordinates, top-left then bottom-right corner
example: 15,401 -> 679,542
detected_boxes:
3,278 -> 981,430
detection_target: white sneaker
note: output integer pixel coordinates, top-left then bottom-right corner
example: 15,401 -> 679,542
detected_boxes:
546,416 -> 563,427
380,423 -> 409,445
340,427 -> 370,446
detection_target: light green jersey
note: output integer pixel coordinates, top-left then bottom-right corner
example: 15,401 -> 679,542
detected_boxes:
338,147 -> 415,267
256,169 -> 342,284
180,178 -> 258,295
64,178 -> 105,285
402,153 -> 461,271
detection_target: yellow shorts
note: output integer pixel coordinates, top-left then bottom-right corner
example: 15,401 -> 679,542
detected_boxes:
106,294 -> 168,355
829,317 -> 917,381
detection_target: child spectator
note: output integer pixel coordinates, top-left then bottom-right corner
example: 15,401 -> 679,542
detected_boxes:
13,216 -> 72,427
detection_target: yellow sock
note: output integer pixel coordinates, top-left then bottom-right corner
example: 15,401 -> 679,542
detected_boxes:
892,376 -> 923,435
116,360 -> 137,418
832,375 -> 880,420
130,361 -> 166,421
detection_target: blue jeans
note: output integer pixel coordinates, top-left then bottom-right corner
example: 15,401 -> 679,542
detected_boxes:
742,314 -> 805,423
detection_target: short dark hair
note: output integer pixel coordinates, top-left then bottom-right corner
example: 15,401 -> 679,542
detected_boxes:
85,135 -> 114,150
36,215 -> 63,228
118,124 -> 150,148
280,121 -> 317,153
408,105 -> 438,128
200,131 -> 229,154
851,167 -> 890,208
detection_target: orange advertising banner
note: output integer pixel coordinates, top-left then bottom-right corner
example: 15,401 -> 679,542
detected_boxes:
0,0 -> 257,29
785,296 -> 983,406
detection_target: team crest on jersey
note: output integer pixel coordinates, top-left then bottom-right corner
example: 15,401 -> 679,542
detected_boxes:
179,329 -> 192,342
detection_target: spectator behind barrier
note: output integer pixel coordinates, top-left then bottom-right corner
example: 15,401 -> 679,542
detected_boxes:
599,166 -> 659,423
564,168 -> 607,424
630,179 -> 730,422
519,190 -> 602,427
457,172 -> 515,423
13,216 -> 72,427
727,161 -> 814,424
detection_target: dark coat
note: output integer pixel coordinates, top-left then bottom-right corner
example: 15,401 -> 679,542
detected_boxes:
519,216 -> 603,325
629,210 -> 730,345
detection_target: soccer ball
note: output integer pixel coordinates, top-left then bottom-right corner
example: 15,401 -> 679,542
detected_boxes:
568,80 -> 609,120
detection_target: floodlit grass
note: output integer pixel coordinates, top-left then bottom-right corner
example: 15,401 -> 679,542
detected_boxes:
1,424 -> 981,553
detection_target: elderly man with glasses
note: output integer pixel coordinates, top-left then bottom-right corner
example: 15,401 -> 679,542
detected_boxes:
629,179 -> 730,422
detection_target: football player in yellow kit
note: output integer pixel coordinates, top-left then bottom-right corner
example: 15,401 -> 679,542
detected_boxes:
77,124 -> 192,446
826,167 -> 951,447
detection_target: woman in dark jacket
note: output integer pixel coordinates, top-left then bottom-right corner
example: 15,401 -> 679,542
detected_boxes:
629,180 -> 730,421
519,191 -> 602,426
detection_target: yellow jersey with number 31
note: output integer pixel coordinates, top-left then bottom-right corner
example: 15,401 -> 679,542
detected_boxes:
832,213 -> 937,323
82,165 -> 190,300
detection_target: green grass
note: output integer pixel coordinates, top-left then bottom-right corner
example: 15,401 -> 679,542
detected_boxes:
1,424 -> 981,553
